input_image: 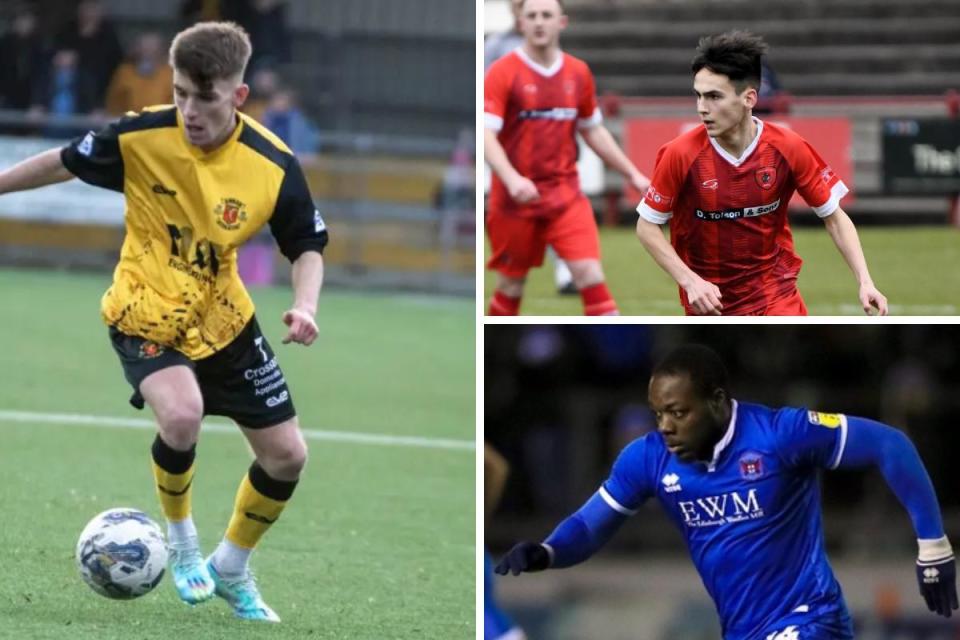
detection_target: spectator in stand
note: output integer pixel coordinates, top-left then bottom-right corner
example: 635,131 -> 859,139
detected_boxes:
241,67 -> 281,123
484,0 -> 524,71
754,59 -> 784,115
229,0 -> 291,74
37,49 -> 97,138
262,88 -> 320,156
0,7 -> 49,112
105,33 -> 174,116
55,0 -> 122,110
179,0 -> 225,25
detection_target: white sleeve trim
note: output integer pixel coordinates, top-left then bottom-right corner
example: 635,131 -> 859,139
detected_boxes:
918,536 -> 954,564
828,414 -> 849,470
599,486 -> 638,516
541,542 -> 556,567
484,113 -> 504,132
637,200 -> 672,224
812,180 -> 849,218
577,106 -> 603,130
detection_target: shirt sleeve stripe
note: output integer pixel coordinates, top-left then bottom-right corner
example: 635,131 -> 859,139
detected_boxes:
637,200 -> 672,224
812,181 -> 849,218
484,113 -> 504,131
599,486 -> 638,516
541,542 -> 556,567
577,107 -> 603,129
829,414 -> 849,470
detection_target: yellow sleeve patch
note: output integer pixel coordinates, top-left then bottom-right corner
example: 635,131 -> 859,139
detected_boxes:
807,411 -> 843,429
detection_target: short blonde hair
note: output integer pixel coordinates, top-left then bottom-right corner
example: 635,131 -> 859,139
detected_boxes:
169,21 -> 252,90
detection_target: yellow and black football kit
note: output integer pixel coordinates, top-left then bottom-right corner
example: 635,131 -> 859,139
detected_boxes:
61,105 -> 328,358
61,106 -> 327,426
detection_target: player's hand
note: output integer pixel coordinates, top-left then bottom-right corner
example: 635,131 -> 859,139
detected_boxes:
859,283 -> 888,316
281,308 -> 318,346
494,541 -> 550,576
630,172 -> 651,197
506,175 -> 540,204
683,276 -> 723,315
917,555 -> 958,617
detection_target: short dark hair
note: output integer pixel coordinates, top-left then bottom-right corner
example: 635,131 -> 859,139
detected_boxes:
691,30 -> 767,93
169,21 -> 251,91
652,344 -> 728,399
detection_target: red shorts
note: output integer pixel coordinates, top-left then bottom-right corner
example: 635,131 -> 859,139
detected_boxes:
486,195 -> 600,278
761,289 -> 808,316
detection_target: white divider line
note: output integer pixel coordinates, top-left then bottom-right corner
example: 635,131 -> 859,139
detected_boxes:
0,410 -> 474,452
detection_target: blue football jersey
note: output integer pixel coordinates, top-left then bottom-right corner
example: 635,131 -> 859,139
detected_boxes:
602,400 -> 855,640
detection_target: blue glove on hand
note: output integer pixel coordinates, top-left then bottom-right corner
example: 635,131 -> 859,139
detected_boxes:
917,555 -> 959,617
494,542 -> 550,576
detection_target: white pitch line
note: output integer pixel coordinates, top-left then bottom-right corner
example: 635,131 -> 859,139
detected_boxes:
0,409 -> 474,452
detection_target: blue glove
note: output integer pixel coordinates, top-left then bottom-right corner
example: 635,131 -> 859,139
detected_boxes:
917,555 -> 959,617
494,542 -> 550,576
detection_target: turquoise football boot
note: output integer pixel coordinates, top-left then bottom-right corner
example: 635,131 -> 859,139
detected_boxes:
206,558 -> 280,622
168,538 -> 215,604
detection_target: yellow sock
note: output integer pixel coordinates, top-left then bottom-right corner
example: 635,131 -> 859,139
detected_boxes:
224,472 -> 290,549
151,460 -> 194,522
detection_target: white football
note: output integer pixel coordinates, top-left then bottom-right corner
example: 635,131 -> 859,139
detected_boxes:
75,508 -> 167,599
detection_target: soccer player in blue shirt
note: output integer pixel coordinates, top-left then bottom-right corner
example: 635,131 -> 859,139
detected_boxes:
495,344 -> 957,640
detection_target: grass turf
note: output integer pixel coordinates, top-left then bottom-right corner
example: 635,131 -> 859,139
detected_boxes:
483,225 -> 960,316
0,268 -> 475,639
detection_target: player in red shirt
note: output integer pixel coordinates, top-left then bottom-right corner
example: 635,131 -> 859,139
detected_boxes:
484,0 -> 649,316
636,31 -> 888,316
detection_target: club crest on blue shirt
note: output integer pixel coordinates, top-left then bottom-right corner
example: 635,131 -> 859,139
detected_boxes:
738,452 -> 764,480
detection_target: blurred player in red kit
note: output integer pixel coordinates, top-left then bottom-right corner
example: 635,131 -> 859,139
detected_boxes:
635,31 -> 887,316
484,0 -> 649,316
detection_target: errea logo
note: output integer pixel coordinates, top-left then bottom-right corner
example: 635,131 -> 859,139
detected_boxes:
662,473 -> 682,493
924,567 -> 940,582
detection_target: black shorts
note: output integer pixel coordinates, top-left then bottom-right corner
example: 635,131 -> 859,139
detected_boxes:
108,316 -> 296,429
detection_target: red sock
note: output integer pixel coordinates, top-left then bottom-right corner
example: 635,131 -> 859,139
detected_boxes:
580,282 -> 618,316
488,290 -> 521,316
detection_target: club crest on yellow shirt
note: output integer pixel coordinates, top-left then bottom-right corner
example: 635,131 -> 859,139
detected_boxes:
807,410 -> 843,429
215,197 -> 248,230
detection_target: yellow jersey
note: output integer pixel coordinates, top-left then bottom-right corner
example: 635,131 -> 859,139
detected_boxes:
61,105 -> 328,359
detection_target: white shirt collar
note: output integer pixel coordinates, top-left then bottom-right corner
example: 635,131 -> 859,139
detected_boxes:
708,117 -> 764,167
706,399 -> 738,472
515,46 -> 564,77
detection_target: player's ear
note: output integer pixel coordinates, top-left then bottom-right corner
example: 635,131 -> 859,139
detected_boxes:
233,83 -> 250,108
742,86 -> 758,110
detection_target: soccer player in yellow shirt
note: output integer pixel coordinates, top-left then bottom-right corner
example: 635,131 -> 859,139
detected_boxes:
0,22 -> 328,622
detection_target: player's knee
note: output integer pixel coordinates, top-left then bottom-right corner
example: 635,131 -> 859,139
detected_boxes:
497,275 -> 526,297
155,400 -> 203,448
262,437 -> 308,480
568,260 -> 604,288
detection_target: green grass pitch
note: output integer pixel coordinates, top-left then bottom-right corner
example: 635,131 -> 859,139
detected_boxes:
483,225 -> 960,316
0,268 -> 475,640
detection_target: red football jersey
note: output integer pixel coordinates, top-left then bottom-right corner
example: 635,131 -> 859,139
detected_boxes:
484,48 -> 601,218
637,118 -> 848,315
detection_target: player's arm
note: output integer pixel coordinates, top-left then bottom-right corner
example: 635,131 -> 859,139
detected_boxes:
835,417 -> 957,617
283,250 -> 323,346
0,148 -> 75,194
485,443 -> 510,518
821,207 -> 888,316
495,436 -> 654,575
579,124 -> 650,193
268,156 -> 329,347
635,218 -> 723,315
494,490 -> 629,575
483,128 -> 538,204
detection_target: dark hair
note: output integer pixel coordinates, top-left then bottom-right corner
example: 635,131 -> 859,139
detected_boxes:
169,21 -> 251,91
691,30 -> 767,93
652,344 -> 728,399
